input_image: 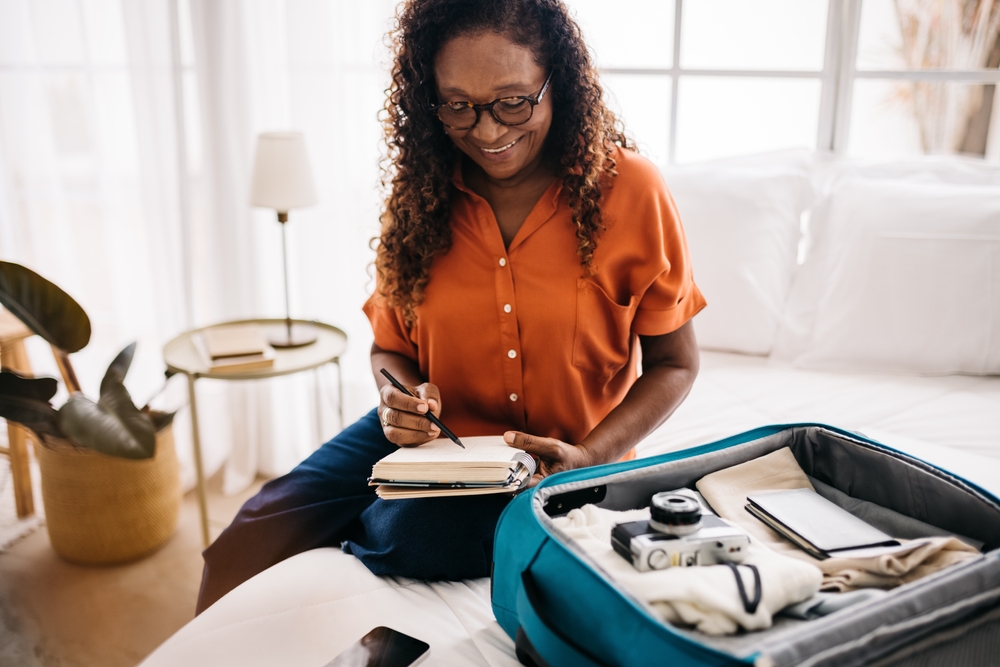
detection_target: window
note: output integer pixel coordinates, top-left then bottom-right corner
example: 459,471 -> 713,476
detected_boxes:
566,0 -> 1000,163
847,0 -> 1000,158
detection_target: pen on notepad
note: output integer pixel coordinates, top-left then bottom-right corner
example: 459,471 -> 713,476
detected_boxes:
379,368 -> 466,449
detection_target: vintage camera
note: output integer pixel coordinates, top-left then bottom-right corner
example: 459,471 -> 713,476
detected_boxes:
611,491 -> 750,572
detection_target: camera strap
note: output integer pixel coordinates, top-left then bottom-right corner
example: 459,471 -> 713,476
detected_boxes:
724,563 -> 762,615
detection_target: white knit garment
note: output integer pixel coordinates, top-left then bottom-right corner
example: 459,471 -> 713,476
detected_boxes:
552,504 -> 821,635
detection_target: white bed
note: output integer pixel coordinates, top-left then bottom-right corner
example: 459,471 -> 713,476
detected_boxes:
643,352 -> 1000,493
139,351 -> 1000,667
141,153 -> 1000,666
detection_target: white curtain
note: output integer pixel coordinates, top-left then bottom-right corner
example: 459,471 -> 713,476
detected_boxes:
0,0 -> 394,495
188,0 -> 395,492
0,0 -> 189,424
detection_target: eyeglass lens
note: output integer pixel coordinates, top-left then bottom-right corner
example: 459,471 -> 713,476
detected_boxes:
436,98 -> 533,130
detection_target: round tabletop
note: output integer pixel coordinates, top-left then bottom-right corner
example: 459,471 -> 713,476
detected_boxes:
163,318 -> 348,380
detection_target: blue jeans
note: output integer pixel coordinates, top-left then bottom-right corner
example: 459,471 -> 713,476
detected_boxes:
196,408 -> 512,613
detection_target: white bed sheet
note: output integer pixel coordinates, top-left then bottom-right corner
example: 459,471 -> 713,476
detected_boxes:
140,352 -> 1000,667
640,352 -> 1000,495
140,548 -> 521,667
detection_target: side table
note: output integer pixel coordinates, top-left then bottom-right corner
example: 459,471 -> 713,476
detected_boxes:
163,318 -> 348,547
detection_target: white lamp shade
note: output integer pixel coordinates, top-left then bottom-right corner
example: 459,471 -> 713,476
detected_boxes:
249,132 -> 319,211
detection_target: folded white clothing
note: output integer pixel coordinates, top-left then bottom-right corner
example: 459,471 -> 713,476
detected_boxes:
551,504 -> 822,635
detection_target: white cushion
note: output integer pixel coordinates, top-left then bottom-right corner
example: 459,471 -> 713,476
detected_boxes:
661,151 -> 813,355
772,162 -> 1000,375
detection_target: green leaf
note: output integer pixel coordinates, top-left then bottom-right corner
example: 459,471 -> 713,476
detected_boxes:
98,377 -> 155,456
0,395 -> 62,438
100,342 -> 136,397
0,370 -> 62,438
57,387 -> 155,460
0,261 -> 91,353
144,408 -> 177,432
0,368 -> 58,402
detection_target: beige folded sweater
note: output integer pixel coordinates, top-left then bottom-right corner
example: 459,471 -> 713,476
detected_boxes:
695,448 -> 980,592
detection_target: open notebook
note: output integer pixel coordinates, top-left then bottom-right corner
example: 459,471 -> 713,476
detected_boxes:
370,436 -> 536,499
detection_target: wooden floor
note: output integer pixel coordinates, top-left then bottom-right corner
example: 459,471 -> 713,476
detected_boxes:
0,471 -> 265,667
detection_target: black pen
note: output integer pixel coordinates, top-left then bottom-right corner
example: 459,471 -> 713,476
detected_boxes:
379,368 -> 465,449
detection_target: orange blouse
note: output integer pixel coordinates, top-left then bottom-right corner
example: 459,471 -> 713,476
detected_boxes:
364,147 -> 706,446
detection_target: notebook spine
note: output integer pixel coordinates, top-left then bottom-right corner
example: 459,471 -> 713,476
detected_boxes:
512,451 -> 536,478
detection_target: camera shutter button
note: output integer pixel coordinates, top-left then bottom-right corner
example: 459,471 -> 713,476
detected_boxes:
648,549 -> 670,570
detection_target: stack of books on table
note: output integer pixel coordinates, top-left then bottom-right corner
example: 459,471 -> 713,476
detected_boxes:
192,325 -> 276,373
370,436 -> 536,499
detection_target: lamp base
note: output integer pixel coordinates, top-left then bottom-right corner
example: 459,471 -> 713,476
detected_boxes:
268,322 -> 318,348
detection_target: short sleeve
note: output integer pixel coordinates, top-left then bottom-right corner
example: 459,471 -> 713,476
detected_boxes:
362,292 -> 418,360
628,167 -> 707,336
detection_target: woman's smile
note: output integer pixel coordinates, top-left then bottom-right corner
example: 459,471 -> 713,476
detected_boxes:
477,136 -> 523,163
480,137 -> 519,155
434,32 -> 552,186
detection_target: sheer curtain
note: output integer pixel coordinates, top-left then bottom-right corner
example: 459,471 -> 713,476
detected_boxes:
0,0 -> 196,461
188,0 -> 396,492
0,0 -> 395,494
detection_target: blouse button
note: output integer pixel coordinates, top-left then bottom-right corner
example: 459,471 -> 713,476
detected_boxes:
503,304 -> 512,313
499,258 -> 507,267
509,393 -> 518,402
507,349 -> 517,359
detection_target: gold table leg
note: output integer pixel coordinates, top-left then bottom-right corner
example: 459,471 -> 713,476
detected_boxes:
335,359 -> 344,430
313,367 -> 322,443
187,373 -> 210,548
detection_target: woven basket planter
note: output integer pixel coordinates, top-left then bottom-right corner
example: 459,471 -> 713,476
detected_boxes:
38,423 -> 181,565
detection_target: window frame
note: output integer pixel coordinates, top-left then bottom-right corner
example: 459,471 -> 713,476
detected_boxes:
598,0 -> 1000,164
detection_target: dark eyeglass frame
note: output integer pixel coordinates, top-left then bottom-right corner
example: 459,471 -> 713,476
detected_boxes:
430,71 -> 553,130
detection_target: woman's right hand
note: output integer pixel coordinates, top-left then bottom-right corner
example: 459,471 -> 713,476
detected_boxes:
378,381 -> 442,447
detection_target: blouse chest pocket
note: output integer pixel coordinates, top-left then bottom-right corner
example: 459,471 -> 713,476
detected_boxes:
572,279 -> 638,379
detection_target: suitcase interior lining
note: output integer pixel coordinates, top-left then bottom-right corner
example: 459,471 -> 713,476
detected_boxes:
542,426 -> 1000,548
534,426 -> 1000,667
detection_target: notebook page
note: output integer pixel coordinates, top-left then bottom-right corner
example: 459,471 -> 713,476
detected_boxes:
377,436 -> 521,465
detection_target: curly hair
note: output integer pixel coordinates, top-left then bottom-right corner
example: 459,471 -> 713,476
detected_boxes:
377,0 -> 634,325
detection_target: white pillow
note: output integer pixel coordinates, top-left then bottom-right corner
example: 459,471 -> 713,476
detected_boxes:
661,152 -> 813,355
772,172 -> 1000,374
805,151 -> 1000,197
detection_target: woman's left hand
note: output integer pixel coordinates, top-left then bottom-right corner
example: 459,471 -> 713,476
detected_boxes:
503,431 -> 595,488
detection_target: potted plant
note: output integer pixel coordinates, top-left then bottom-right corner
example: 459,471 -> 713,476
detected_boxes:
0,260 -> 180,564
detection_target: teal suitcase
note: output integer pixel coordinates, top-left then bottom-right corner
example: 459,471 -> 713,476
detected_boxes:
491,424 -> 1000,667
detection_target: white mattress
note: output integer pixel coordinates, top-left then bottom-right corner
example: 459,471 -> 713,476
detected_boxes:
140,352 -> 1000,667
641,353 -> 1000,495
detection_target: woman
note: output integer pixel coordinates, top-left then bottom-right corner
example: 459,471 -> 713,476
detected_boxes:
197,0 -> 704,614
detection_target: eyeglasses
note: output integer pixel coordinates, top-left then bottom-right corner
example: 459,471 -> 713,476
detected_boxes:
430,72 -> 552,130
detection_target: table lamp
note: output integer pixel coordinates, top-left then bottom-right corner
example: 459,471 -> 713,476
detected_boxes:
249,131 -> 319,347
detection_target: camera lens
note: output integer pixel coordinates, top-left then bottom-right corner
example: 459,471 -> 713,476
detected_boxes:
649,492 -> 702,536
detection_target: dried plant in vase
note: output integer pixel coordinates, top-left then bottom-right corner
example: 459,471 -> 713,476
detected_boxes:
893,0 -> 1000,154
